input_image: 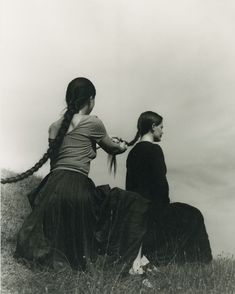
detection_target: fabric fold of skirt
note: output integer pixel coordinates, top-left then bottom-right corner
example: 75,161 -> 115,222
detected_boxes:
15,170 -> 150,270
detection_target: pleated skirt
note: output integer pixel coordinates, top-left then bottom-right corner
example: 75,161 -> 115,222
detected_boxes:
15,170 -> 150,271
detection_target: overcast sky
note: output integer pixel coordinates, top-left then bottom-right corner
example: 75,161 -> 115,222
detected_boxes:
1,0 -> 235,256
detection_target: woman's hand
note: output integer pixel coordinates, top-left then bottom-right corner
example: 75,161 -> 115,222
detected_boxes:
111,136 -> 121,144
111,136 -> 127,153
119,141 -> 127,153
99,135 -> 128,155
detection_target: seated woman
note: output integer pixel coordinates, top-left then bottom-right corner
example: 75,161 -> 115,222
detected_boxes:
126,111 -> 212,265
1,78 -> 150,272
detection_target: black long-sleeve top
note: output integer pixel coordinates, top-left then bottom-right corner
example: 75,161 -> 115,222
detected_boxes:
126,141 -> 170,210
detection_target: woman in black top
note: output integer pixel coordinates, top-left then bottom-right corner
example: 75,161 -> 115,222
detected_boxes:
126,111 -> 212,264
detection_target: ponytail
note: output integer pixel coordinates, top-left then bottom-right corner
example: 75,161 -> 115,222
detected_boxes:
1,109 -> 75,184
109,111 -> 163,175
126,131 -> 140,146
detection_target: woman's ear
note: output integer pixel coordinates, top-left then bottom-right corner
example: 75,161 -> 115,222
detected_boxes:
151,123 -> 156,132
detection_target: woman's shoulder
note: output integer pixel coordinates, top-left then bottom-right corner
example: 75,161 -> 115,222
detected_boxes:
82,115 -> 107,140
128,142 -> 163,158
86,115 -> 106,130
146,142 -> 163,155
87,115 -> 104,124
152,142 -> 163,151
134,141 -> 162,151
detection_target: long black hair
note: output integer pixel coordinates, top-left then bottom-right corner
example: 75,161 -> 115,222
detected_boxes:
109,111 -> 163,174
127,111 -> 163,146
1,77 -> 96,184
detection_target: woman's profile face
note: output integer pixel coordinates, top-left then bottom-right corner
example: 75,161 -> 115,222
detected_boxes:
153,121 -> 163,142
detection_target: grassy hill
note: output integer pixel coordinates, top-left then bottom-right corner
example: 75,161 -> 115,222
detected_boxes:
1,170 -> 235,293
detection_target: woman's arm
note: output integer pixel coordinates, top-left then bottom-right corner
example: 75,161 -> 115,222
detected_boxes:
98,134 -> 127,155
88,116 -> 127,155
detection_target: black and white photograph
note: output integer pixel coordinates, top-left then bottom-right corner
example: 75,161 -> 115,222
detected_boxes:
1,0 -> 235,293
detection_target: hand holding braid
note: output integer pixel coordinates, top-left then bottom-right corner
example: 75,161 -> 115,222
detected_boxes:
108,132 -> 140,175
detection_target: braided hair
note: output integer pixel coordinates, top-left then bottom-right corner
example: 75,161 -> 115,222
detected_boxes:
1,77 -> 96,184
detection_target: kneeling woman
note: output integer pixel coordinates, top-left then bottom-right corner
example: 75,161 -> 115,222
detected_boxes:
126,111 -> 212,265
1,78 -> 149,271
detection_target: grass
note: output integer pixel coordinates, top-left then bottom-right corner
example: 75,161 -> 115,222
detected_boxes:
1,170 -> 235,293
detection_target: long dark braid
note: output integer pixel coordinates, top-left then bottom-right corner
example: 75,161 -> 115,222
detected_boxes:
126,131 -> 140,146
1,109 -> 75,184
1,77 -> 96,184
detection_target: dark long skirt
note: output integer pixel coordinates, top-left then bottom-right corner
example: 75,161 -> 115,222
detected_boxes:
143,203 -> 212,265
14,170 -> 150,271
